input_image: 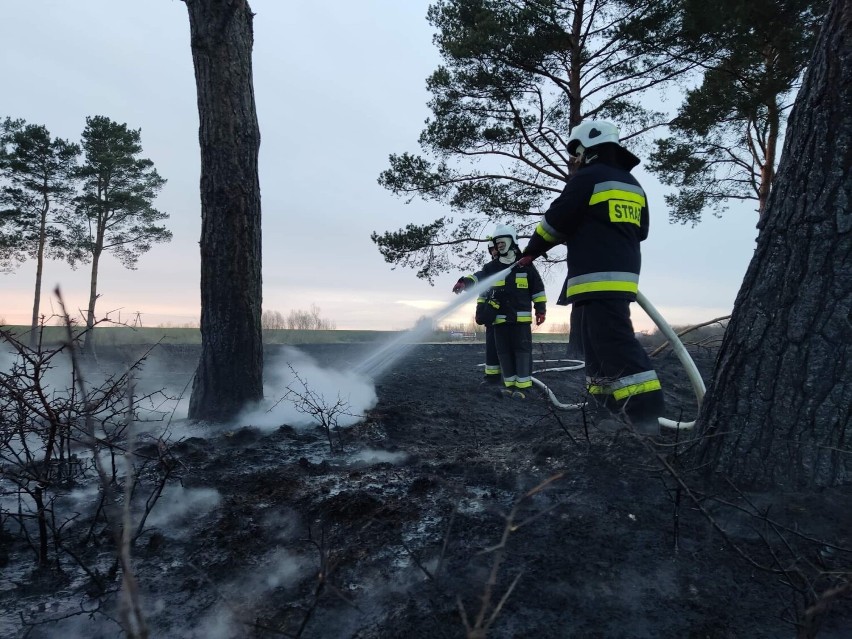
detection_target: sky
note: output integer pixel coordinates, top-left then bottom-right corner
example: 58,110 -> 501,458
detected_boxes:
0,0 -> 761,333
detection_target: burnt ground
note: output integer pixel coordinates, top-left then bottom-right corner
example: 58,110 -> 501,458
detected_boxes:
2,341 -> 851,638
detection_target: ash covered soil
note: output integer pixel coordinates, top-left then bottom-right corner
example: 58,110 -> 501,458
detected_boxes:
3,341 -> 851,638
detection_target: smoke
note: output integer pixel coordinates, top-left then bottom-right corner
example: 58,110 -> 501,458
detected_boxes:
0,338 -> 386,443
143,486 -> 221,537
177,547 -> 311,639
0,339 -> 187,433
349,449 -> 407,465
0,345 -> 15,377
237,346 -> 377,431
2,269 -> 511,440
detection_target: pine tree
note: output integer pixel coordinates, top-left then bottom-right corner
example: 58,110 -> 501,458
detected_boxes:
0,118 -> 80,342
645,0 -> 828,225
373,0 -> 698,281
64,115 -> 171,349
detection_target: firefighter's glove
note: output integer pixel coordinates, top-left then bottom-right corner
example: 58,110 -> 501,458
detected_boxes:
452,279 -> 467,294
516,255 -> 535,268
535,313 -> 546,326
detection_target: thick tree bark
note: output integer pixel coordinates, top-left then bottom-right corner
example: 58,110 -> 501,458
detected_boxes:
696,0 -> 851,488
185,0 -> 263,421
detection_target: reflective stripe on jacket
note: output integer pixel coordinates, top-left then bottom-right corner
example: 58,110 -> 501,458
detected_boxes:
527,161 -> 649,305
464,260 -> 547,324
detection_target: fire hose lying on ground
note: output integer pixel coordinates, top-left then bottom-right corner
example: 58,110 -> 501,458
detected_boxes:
527,291 -> 706,432
460,265 -> 705,431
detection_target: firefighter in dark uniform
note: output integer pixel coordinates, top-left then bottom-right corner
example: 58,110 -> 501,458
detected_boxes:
478,239 -> 502,386
518,120 -> 664,432
454,225 -> 547,399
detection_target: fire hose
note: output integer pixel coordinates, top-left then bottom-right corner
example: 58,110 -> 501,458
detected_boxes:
527,291 -> 705,431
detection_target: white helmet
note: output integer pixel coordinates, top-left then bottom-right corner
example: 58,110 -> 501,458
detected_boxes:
567,120 -> 621,156
491,224 -> 518,257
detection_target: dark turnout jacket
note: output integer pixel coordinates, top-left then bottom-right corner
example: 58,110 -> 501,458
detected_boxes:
464,260 -> 546,325
526,153 -> 649,306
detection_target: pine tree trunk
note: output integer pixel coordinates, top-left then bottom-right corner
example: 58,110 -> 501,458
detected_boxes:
30,203 -> 47,348
185,0 -> 264,421
695,0 -> 851,488
81,249 -> 101,355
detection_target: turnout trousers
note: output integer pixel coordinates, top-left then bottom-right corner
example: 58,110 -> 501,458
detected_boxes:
566,304 -> 584,361
483,324 -> 501,382
494,322 -> 533,390
573,299 -> 664,425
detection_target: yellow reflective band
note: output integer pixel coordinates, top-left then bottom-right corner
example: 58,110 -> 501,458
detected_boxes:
535,223 -> 559,243
567,280 -> 639,296
588,384 -> 610,396
515,274 -> 528,289
612,379 -> 662,400
589,189 -> 646,207
485,367 -> 501,375
494,280 -> 506,287
532,293 -> 547,303
515,379 -> 533,389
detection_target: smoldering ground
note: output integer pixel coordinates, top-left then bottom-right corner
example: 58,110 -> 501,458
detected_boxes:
2,341 -> 850,638
0,339 -> 414,638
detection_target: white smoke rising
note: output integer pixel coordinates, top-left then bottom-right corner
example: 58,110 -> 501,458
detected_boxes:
180,548 -> 311,639
349,449 -> 407,465
0,339 -> 186,440
238,346 -> 377,430
143,486 -> 221,537
3,268 -> 512,440
185,605 -> 237,639
259,507 -> 302,543
236,271 -> 509,431
0,345 -> 16,376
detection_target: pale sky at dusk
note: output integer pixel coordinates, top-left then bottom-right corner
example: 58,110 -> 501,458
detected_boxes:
1,0 -> 760,333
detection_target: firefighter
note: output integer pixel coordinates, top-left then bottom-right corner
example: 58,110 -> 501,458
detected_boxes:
477,239 -> 502,387
454,225 -> 547,399
518,120 -> 664,433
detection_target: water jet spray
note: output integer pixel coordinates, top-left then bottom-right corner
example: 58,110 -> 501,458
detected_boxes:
354,262 -> 704,432
352,265 -> 515,380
